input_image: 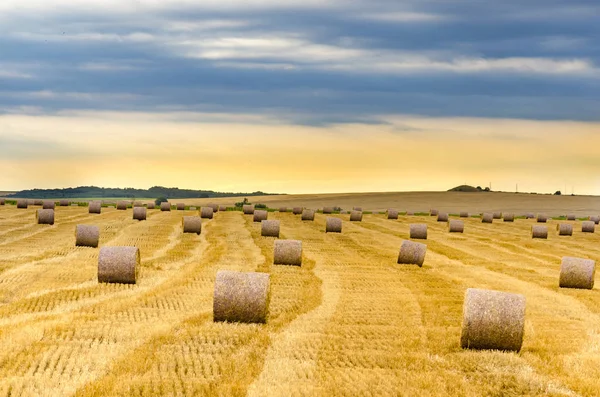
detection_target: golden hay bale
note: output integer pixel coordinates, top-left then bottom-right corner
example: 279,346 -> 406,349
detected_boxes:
213,270 -> 270,324
397,240 -> 427,267
525,213 -> 535,219
448,219 -> 464,233
292,207 -> 303,215
133,207 -> 147,221
531,225 -> 548,239
59,199 -> 70,206
556,223 -> 572,236
326,217 -> 342,233
582,221 -> 595,233
460,211 -> 469,218
146,202 -> 155,209
17,199 -> 28,209
36,209 -> 54,225
301,209 -> 315,221
406,210 -> 415,216
274,239 -> 302,266
537,214 -> 548,223
42,200 -> 55,209
75,225 -> 100,247
98,246 -> 139,284
89,201 -> 102,214
243,205 -> 255,215
353,206 -> 362,211
261,220 -> 280,237
207,203 -> 219,212
460,288 -> 525,352
503,213 -> 515,222
160,202 -> 171,211
201,207 -> 214,219
387,209 -> 399,219
437,212 -> 448,222
350,210 -> 363,222
410,224 -> 427,239
117,201 -> 128,210
133,201 -> 143,207
481,213 -> 493,223
176,203 -> 185,211
323,206 -> 334,214
0,198 -> 4,205
430,209 -> 438,216
589,215 -> 600,224
278,207 -> 287,213
219,205 -> 227,212
189,207 -> 197,211
253,210 -> 268,222
566,214 -> 576,221
33,199 -> 43,206
493,212 -> 502,219
559,257 -> 595,290
182,216 -> 202,234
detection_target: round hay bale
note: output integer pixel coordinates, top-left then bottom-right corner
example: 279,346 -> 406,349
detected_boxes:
176,203 -> 185,211
437,212 -> 449,222
208,203 -> 219,212
219,205 -> 227,212
589,215 -> 600,224
326,217 -> 342,233
531,225 -> 548,239
387,209 -> 399,219
397,240 -> 427,267
525,213 -> 535,219
190,207 -> 197,211
537,214 -> 548,223
350,210 -> 363,222
481,213 -> 493,223
278,207 -> 287,213
133,207 -> 146,221
292,207 -> 303,215
559,257 -> 595,290
430,209 -> 438,216
301,209 -> 315,221
243,205 -> 255,215
503,213 -> 515,222
213,270 -> 270,324
160,202 -> 171,211
182,216 -> 202,234
353,206 -> 362,212
201,207 -> 214,219
36,209 -> 54,225
274,239 -> 302,266
59,200 -> 70,206
323,207 -> 334,214
582,221 -> 595,233
0,198 -> 4,205
460,211 -> 469,218
261,220 -> 280,237
42,200 -> 55,209
146,202 -> 155,209
406,211 -> 415,216
98,246 -> 139,284
33,199 -> 43,206
566,214 -> 576,221
89,201 -> 102,214
460,288 -> 525,352
448,219 -> 464,233
253,210 -> 268,222
133,201 -> 143,207
492,212 -> 502,219
556,223 -> 572,236
75,225 -> 99,247
409,224 -> 427,239
71,203 -> 79,207
117,201 -> 128,210
17,199 -> 28,209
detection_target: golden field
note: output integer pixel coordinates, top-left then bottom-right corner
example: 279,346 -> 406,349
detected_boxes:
0,191 -> 600,396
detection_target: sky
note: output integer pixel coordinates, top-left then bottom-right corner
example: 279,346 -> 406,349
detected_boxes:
1,0 -> 599,194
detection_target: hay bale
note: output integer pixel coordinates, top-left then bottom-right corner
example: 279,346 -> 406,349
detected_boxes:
437,212 -> 449,222
160,202 -> 171,211
397,240 -> 427,267
59,200 -> 70,206
559,257 -> 595,290
75,225 -> 100,247
406,211 -> 415,216
582,221 -> 595,233
430,209 -> 438,216
0,198 -> 4,205
409,224 -> 427,239
182,216 -> 202,234
537,214 -> 548,223
146,202 -> 155,209
42,200 -> 55,210
460,211 -> 469,218
89,201 -> 102,214
323,207 -> 334,214
326,217 -> 342,233
71,203 -> 79,207
117,201 -> 128,210
274,240 -> 302,266
503,213 -> 515,222
353,206 -> 362,212
531,225 -> 548,239
17,199 -> 28,209
253,210 -> 268,222
448,220 -> 464,233
460,288 -> 525,352
566,214 -> 576,221
278,207 -> 287,213
133,201 -> 143,207
98,246 -> 139,284
33,199 -> 43,206
36,209 -> 54,225
292,207 -> 303,215
589,215 -> 600,224
387,209 -> 399,219
261,220 -> 280,237
208,203 -> 219,212
243,205 -> 255,215
525,213 -> 535,219
189,206 -> 197,211
213,270 -> 270,324
133,207 -> 146,221
301,209 -> 315,221
481,213 -> 493,223
493,212 -> 502,219
201,207 -> 214,219
219,205 -> 227,212
557,223 -> 572,236
176,203 -> 185,211
350,210 -> 363,222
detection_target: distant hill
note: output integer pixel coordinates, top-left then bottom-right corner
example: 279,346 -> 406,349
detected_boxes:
5,186 -> 281,199
448,185 -> 485,192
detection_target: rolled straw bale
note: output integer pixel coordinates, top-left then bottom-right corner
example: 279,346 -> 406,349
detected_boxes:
253,210 -> 268,222
17,199 -> 28,209
503,213 -> 515,222
387,209 -> 399,219
213,270 -> 270,324
292,207 -> 303,215
557,223 -> 572,236
409,224 -> 427,239
59,200 -> 70,206
323,207 -> 334,214
437,212 -> 449,222
133,207 -> 146,221
133,201 -> 143,207
176,203 -> 185,211
397,240 -> 427,267
182,216 -> 202,234
350,210 -> 363,222
33,199 -> 43,206
98,246 -> 139,284
481,213 -> 493,223
261,220 -> 280,237
117,201 -> 128,210
243,205 -> 255,215
36,209 -> 54,225
208,203 -> 219,212
566,214 -> 576,221
278,207 -> 287,213
0,198 -> 4,205
448,220 -> 464,233
537,214 -> 548,223
160,202 -> 171,211
89,201 -> 102,214
525,213 -> 535,219
531,225 -> 548,239
589,215 -> 600,224
71,203 -> 79,206
353,206 -> 362,212
201,207 -> 214,219
460,288 -> 525,352
493,212 -> 502,219
582,221 -> 595,233
559,257 -> 595,289
301,209 -> 315,221
219,205 -> 227,212
189,206 -> 197,211
326,217 -> 342,233
75,225 -> 100,247
273,239 -> 302,266
146,202 -> 155,209
430,209 -> 438,216
460,212 -> 469,218
42,200 -> 55,209
406,211 -> 415,216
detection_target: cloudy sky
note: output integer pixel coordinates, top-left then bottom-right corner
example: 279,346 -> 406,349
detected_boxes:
1,0 -> 599,194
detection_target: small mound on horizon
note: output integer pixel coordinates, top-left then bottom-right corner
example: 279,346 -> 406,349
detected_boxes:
448,185 -> 481,192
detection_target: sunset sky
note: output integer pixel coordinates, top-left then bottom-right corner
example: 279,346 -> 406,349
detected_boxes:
1,0 -> 599,194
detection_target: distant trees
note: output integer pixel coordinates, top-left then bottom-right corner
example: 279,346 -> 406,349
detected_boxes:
154,196 -> 169,206
554,190 -> 562,195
